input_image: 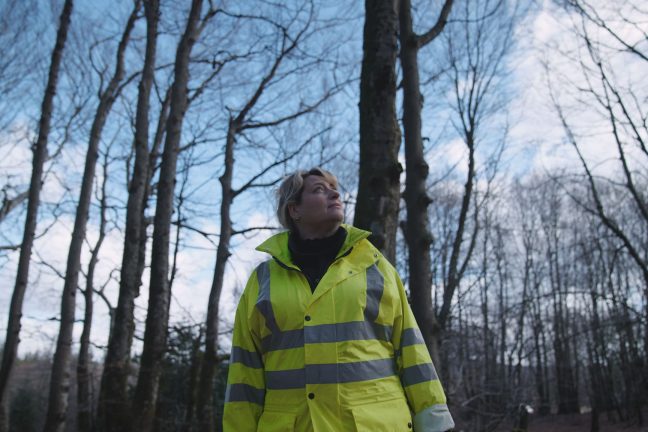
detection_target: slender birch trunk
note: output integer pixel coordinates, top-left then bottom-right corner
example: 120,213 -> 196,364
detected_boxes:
43,5 -> 140,431
77,151 -> 109,432
97,2 -> 159,430
130,2 -> 206,430
0,1 -> 73,430
195,120 -> 235,432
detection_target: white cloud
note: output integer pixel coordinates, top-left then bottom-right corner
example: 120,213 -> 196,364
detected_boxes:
503,0 -> 647,180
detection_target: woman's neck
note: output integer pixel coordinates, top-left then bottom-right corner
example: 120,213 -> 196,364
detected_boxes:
294,222 -> 341,240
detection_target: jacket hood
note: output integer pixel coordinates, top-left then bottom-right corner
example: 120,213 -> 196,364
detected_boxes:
255,224 -> 371,267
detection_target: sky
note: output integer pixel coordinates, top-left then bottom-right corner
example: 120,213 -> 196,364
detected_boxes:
0,0 -> 646,358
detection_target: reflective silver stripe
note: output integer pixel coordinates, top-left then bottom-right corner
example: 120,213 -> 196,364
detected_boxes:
255,261 -> 279,334
225,383 -> 265,405
401,328 -> 425,347
305,363 -> 337,385
263,321 -> 393,352
364,265 -> 384,322
336,357 -> 395,383
304,321 -> 392,344
266,368 -> 306,389
401,362 -> 438,387
231,346 -> 263,369
261,328 -> 304,352
265,358 -> 396,389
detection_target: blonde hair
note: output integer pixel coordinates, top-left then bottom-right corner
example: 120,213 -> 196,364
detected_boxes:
276,167 -> 338,231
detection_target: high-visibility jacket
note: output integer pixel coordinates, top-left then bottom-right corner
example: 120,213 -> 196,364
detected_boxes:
223,225 -> 454,431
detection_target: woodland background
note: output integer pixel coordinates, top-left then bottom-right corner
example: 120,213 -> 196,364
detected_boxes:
0,0 -> 647,431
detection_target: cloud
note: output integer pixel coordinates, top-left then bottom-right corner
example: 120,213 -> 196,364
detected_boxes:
503,0 -> 647,180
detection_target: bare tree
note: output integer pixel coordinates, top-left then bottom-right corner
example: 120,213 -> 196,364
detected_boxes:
398,0 -> 454,369
43,3 -> 141,431
77,147 -> 111,432
0,1 -> 74,430
97,1 -> 159,430
354,0 -> 401,263
557,0 -> 648,358
130,2 -> 216,430
430,0 -> 516,370
539,181 -> 579,414
512,179 -> 551,416
548,1 -> 648,418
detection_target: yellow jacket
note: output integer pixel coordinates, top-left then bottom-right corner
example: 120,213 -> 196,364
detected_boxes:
223,225 -> 454,431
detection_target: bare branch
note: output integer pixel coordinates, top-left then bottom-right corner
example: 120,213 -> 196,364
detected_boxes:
416,0 -> 454,48
549,80 -> 648,273
231,226 -> 278,236
232,127 -> 330,197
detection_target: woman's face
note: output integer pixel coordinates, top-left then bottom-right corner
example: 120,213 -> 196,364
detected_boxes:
289,175 -> 344,237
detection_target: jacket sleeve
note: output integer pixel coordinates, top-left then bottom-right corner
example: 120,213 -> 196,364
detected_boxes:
222,270 -> 265,431
389,266 -> 455,432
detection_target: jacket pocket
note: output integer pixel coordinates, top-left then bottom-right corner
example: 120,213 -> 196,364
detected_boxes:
257,410 -> 297,432
351,397 -> 413,431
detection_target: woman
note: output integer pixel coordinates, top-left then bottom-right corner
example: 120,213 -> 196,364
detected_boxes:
223,168 -> 454,431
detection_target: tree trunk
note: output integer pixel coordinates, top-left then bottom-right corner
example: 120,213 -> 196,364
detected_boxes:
546,216 -> 579,415
398,0 -> 453,371
438,137 -> 475,328
97,2 -> 159,430
399,0 -> 438,366
137,88 -> 172,291
0,1 -> 73,430
189,13 -> 317,426
586,335 -> 600,432
43,5 -> 139,431
532,303 -> 549,415
77,151 -> 109,432
130,2 -> 204,430
196,120 -> 235,432
182,329 -> 204,432
354,0 -> 401,264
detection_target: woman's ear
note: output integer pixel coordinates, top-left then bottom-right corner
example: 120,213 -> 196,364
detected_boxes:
288,203 -> 300,221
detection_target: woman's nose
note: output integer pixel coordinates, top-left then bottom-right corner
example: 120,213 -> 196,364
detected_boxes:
329,188 -> 340,199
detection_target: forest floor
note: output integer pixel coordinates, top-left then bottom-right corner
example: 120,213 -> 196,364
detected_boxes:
524,412 -> 646,432
491,410 -> 648,432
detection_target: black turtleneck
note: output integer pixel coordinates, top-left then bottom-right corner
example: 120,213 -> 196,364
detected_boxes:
288,226 -> 347,292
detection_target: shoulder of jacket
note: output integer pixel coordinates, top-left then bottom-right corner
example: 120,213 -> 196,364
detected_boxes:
355,239 -> 393,266
240,259 -> 273,298
254,259 -> 272,272
360,243 -> 402,285
349,239 -> 401,282
251,258 -> 295,282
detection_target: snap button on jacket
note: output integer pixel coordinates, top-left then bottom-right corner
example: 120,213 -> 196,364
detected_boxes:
223,225 -> 454,431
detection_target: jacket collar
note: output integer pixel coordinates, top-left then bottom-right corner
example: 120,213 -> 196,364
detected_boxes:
256,223 -> 371,268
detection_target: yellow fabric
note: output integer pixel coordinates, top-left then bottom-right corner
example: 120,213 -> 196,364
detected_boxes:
223,224 -> 451,431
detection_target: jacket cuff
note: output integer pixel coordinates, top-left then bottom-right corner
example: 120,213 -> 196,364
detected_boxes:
413,404 -> 455,431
